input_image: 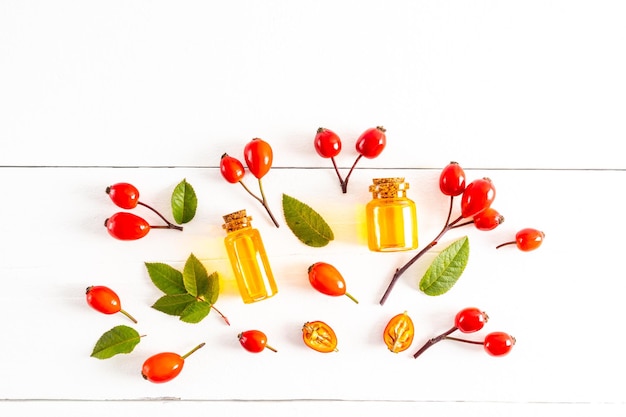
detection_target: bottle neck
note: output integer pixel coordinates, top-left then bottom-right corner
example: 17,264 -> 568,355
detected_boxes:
222,209 -> 254,233
369,177 -> 409,199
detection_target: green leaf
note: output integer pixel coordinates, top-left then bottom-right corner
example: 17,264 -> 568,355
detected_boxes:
282,193 -> 334,247
146,253 -> 222,324
171,178 -> 198,224
145,262 -> 186,294
204,271 -> 220,305
90,325 -> 141,360
152,293 -> 196,316
419,236 -> 470,296
180,300 -> 212,323
183,253 -> 209,297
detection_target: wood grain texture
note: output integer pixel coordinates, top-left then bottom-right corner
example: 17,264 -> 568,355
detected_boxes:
1,1 -> 624,415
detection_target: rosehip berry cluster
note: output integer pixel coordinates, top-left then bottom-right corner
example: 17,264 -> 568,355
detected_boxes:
380,162 -> 501,304
314,126 -> 387,193
379,161 -> 545,304
220,138 -> 280,227
105,182 -> 182,240
412,307 -> 516,358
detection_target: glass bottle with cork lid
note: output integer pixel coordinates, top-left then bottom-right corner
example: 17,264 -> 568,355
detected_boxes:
365,177 -> 418,252
222,209 -> 278,303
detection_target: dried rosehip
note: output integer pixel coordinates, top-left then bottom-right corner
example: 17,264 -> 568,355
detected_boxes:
383,311 -> 414,353
302,320 -> 338,353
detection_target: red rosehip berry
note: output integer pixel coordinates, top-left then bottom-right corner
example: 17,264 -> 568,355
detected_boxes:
355,126 -> 386,159
473,207 -> 504,231
314,127 -> 342,158
86,285 -> 137,323
454,307 -> 489,333
439,161 -> 466,196
105,212 -> 150,240
483,332 -> 516,356
106,182 -> 140,209
307,262 -> 359,304
104,183 -> 182,232
220,153 -> 245,183
460,177 -> 496,218
141,343 -> 205,383
244,138 -> 273,179
496,228 -> 545,251
238,330 -> 277,353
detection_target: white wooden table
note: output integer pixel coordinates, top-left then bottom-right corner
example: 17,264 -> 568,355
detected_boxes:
1,2 -> 624,416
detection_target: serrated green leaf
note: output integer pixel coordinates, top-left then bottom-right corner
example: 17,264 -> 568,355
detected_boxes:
419,236 -> 470,296
282,193 -> 334,247
152,293 -> 196,316
204,271 -> 220,305
145,262 -> 186,294
171,178 -> 198,224
183,253 -> 209,297
90,325 -> 141,360
179,300 -> 212,323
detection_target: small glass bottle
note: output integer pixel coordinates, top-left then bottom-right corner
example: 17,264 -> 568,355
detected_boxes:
222,209 -> 278,303
365,177 -> 418,252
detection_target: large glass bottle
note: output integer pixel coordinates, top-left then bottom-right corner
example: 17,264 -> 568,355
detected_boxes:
365,177 -> 418,252
222,209 -> 278,303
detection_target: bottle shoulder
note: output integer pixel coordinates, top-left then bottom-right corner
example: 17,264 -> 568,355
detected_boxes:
224,227 -> 261,241
366,197 -> 415,208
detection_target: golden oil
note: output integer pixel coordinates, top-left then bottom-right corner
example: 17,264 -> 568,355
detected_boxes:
365,177 -> 418,252
222,209 -> 278,303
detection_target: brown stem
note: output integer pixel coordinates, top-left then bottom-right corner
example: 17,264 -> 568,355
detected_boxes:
149,225 -> 184,231
265,344 -> 278,353
257,178 -> 280,228
237,180 -> 279,228
378,201 -> 465,305
211,305 -> 230,326
444,336 -> 484,345
379,241 -> 438,305
413,326 -> 458,359
341,154 -> 363,193
496,241 -> 516,249
330,156 -> 346,193
450,219 -> 474,229
238,180 -> 264,205
444,195 -> 454,226
137,201 -> 183,231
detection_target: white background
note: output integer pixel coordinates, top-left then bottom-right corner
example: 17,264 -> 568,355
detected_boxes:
1,1 -> 625,416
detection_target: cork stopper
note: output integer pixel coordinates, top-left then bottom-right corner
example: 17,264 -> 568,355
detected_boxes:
222,209 -> 253,233
369,177 -> 409,198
